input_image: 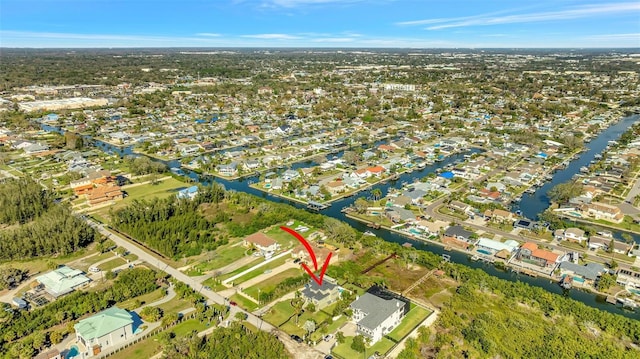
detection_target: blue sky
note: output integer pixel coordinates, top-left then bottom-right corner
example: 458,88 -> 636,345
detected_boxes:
1,0 -> 638,48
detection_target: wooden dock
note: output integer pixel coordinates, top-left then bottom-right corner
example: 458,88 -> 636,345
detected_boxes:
606,296 -> 618,305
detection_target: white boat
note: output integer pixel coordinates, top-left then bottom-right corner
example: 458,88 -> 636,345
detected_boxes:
363,231 -> 377,237
580,166 -> 589,173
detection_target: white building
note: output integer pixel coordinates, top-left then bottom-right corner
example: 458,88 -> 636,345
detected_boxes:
350,292 -> 406,343
74,306 -> 134,357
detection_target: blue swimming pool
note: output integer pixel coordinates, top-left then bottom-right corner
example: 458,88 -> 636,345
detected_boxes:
573,276 -> 585,283
477,249 -> 492,255
66,345 -> 79,359
408,228 -> 422,235
629,288 -> 640,296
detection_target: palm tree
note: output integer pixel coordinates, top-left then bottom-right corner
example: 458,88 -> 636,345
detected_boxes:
371,188 -> 382,201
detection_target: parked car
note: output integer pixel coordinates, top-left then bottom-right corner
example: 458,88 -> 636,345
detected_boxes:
88,266 -> 100,273
323,334 -> 333,342
290,334 -> 303,343
229,301 -> 237,306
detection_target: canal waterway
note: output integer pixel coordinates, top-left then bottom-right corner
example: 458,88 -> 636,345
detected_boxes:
41,116 -> 640,319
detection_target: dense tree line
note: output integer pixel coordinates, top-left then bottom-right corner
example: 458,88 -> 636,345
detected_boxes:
124,156 -> 167,176
0,267 -> 28,290
0,268 -> 158,359
162,322 -> 290,359
0,205 -> 97,260
399,279 -> 638,358
0,178 -> 53,224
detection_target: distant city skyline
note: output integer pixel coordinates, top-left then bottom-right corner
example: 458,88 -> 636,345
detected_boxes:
1,0 -> 639,48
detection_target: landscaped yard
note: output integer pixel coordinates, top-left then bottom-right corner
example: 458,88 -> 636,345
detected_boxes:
243,267 -> 303,299
99,257 -> 129,271
264,300 -> 297,327
156,298 -> 192,315
332,336 -> 395,359
119,287 -> 168,310
109,335 -> 162,359
387,306 -> 431,342
171,318 -> 209,336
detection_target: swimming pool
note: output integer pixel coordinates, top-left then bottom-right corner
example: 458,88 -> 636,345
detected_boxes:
477,249 -> 492,255
264,183 -> 272,189
66,345 -> 79,359
629,288 -> 640,296
370,211 -> 381,215
569,211 -> 582,217
573,276 -> 585,283
408,228 -> 422,235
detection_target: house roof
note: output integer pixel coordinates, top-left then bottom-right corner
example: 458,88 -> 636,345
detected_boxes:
521,242 -> 559,263
36,266 -> 90,297
444,225 -> 473,239
301,277 -> 338,302
350,292 -> 403,331
244,232 -> 276,248
74,306 -> 133,341
559,262 -> 605,280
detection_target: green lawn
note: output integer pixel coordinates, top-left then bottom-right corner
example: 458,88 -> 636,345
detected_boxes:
0,245 -> 99,273
332,336 -> 395,359
244,267 -> 303,299
194,244 -> 249,273
263,300 -> 297,327
229,294 -> 258,312
231,256 -> 290,285
156,298 -> 192,315
218,258 -> 265,282
119,287 -> 168,310
171,318 -> 208,336
109,336 -> 162,359
98,257 -> 128,271
387,306 -> 431,342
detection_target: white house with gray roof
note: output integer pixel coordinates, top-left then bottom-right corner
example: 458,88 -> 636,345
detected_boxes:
350,292 -> 405,343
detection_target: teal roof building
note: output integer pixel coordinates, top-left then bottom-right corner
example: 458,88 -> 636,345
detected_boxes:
74,306 -> 134,356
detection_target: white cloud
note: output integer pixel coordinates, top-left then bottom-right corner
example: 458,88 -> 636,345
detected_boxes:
262,0 -> 362,8
311,37 -> 356,43
397,2 -> 640,30
196,33 -> 222,37
241,33 -> 301,39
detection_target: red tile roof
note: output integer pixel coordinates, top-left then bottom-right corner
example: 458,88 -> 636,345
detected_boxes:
244,232 -> 276,247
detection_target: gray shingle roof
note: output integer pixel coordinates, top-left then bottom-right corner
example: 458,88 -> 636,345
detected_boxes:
350,293 -> 402,331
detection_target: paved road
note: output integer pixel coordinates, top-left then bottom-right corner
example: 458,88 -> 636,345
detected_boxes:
86,219 -> 324,359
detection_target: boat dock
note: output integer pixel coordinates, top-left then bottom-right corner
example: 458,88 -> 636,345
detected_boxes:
307,201 -> 330,211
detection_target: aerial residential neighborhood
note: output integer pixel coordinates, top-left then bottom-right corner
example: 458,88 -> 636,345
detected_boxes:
2,1 -> 640,357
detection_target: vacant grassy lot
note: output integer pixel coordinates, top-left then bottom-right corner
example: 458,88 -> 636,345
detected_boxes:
265,220 -> 320,248
119,287 -> 167,310
230,256 -> 289,285
244,267 -> 303,299
229,293 -> 258,312
171,318 -> 208,336
264,300 -> 297,327
193,243 -> 249,273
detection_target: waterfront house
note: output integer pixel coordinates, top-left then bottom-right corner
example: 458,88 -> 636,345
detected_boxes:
243,232 -> 278,258
476,238 -> 520,255
74,306 -> 134,357
580,202 -> 624,223
301,276 -> 341,310
517,242 -> 560,268
443,226 -> 474,243
176,185 -> 198,200
350,292 -> 406,344
217,162 -> 238,176
366,166 -> 385,178
616,268 -> 640,288
558,262 -> 605,286
385,207 -> 416,223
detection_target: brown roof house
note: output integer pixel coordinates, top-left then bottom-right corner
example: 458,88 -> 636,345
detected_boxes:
244,232 -> 279,259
